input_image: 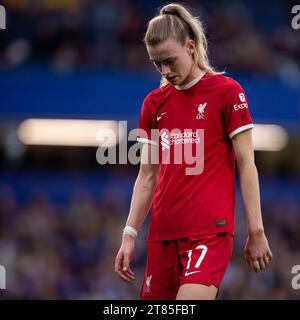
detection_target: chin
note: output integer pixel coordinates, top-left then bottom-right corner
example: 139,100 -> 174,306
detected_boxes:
168,76 -> 180,85
177,75 -> 190,86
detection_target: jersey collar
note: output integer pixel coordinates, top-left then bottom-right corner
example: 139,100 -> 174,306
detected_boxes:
175,70 -> 206,90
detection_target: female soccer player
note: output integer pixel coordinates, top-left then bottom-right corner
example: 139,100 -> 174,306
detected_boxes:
115,3 -> 273,300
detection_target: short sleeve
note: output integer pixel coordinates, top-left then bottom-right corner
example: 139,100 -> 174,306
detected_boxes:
222,80 -> 254,139
137,95 -> 158,145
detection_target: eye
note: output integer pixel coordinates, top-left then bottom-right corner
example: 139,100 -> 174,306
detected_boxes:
153,61 -> 161,70
166,58 -> 176,65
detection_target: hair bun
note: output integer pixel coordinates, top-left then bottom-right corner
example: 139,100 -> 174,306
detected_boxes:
160,5 -> 179,16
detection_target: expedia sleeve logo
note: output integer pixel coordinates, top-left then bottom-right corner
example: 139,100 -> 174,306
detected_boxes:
233,92 -> 248,111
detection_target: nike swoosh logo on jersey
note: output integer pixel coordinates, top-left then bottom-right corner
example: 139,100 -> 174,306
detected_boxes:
157,112 -> 167,121
184,270 -> 201,276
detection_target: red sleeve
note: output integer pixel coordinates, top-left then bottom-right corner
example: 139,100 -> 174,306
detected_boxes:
137,94 -> 158,145
222,79 -> 254,139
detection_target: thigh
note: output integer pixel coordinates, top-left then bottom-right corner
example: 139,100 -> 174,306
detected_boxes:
140,240 -> 181,300
178,233 -> 233,291
176,283 -> 218,300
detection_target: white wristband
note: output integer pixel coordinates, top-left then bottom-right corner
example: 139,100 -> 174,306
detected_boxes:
123,226 -> 138,238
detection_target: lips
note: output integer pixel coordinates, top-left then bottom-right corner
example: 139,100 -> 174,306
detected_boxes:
167,76 -> 177,82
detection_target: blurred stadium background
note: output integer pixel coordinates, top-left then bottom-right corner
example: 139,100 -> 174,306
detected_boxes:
0,0 -> 300,299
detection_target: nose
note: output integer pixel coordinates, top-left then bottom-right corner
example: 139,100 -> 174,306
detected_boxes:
161,64 -> 171,77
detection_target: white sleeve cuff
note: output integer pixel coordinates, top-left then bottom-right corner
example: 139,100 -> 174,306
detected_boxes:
229,123 -> 254,139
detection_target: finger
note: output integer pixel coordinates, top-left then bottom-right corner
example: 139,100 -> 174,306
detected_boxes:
251,260 -> 260,273
263,255 -> 269,266
126,267 -> 135,277
263,254 -> 271,266
123,265 -> 134,276
114,257 -> 121,273
116,268 -> 132,282
115,253 -> 133,281
125,268 -> 134,277
258,257 -> 266,270
124,270 -> 135,280
245,255 -> 252,267
122,269 -> 135,281
115,253 -> 123,273
122,259 -> 134,280
123,254 -> 131,272
119,272 -> 132,282
267,250 -> 273,261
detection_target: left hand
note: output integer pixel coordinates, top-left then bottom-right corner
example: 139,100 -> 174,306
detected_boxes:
244,230 -> 273,273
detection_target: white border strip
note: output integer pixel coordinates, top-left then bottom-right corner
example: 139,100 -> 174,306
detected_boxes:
175,70 -> 205,90
137,137 -> 158,146
229,123 -> 254,139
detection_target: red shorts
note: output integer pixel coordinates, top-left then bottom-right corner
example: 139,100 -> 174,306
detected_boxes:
140,232 -> 233,300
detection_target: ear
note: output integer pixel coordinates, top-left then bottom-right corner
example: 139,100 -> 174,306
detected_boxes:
186,39 -> 195,55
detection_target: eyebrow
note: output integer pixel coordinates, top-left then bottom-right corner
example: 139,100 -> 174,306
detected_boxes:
150,56 -> 176,63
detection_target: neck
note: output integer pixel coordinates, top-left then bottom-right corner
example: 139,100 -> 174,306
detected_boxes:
181,65 -> 203,85
175,67 -> 205,90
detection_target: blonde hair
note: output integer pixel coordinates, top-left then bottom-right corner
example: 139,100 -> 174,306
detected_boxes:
144,3 -> 219,87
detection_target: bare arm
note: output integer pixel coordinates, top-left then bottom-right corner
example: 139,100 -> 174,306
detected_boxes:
232,129 -> 273,272
125,144 -> 160,231
115,143 -> 160,281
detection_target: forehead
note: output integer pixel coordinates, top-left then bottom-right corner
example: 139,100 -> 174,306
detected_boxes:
147,38 -> 185,61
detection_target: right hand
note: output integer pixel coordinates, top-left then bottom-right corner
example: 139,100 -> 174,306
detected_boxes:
114,234 -> 135,282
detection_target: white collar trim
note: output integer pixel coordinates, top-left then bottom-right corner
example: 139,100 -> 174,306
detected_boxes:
175,70 -> 206,90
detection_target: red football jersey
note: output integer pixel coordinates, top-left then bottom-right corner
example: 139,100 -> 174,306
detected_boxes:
137,72 -> 253,241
